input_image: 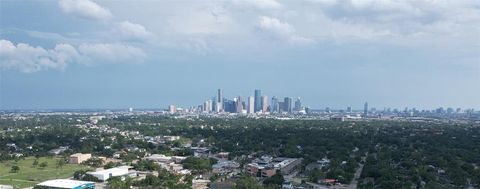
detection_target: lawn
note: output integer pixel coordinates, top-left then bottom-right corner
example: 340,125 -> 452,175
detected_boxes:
0,156 -> 86,189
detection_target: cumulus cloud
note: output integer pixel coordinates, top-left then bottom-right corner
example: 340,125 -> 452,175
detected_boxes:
0,39 -> 78,73
115,21 -> 154,41
0,39 -> 146,73
257,16 -> 313,45
78,43 -> 146,64
58,0 -> 112,21
232,0 -> 282,9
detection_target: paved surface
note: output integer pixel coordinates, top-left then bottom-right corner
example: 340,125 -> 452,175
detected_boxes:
347,163 -> 364,189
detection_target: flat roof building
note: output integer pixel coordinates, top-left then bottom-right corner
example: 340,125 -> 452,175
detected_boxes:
35,179 -> 94,189
69,153 -> 91,164
87,166 -> 136,182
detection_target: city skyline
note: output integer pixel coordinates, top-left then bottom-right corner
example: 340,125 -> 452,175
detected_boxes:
1,0 -> 479,110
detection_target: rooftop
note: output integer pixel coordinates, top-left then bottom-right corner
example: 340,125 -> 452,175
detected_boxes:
37,179 -> 93,188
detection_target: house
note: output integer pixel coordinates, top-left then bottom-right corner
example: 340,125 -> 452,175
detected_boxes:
144,154 -> 172,163
49,146 -> 69,155
192,179 -> 210,189
69,153 -> 92,164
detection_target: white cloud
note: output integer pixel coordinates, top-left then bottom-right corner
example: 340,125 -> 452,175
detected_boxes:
78,43 -> 146,64
115,21 -> 154,40
58,0 -> 112,21
0,39 -> 146,73
232,0 -> 282,9
0,39 -> 78,73
257,16 -> 314,45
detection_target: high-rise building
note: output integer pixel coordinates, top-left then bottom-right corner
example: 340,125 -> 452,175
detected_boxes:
236,96 -> 243,113
217,89 -> 223,112
204,100 -> 213,113
128,107 -> 133,112
363,102 -> 368,117
224,100 -> 236,113
247,96 -> 255,114
278,102 -> 285,113
347,106 -> 352,113
271,96 -> 279,113
261,96 -> 268,113
284,97 -> 292,113
294,97 -> 302,111
254,89 -> 262,113
169,105 -> 177,114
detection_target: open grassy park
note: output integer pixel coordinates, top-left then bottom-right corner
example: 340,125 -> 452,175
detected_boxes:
0,156 -> 85,189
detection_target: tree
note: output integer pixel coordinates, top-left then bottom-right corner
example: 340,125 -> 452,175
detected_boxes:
104,161 -> 121,169
181,157 -> 214,173
233,176 -> 265,189
56,158 -> 66,168
133,160 -> 159,171
263,170 -> 284,186
32,158 -> 39,167
108,177 -> 132,189
10,165 -> 20,173
82,158 -> 104,167
39,162 -> 48,169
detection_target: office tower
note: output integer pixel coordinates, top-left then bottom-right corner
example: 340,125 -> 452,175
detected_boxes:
212,97 -> 218,112
254,89 -> 262,112
271,96 -> 279,113
325,107 -> 330,113
224,100 -> 236,113
247,96 -> 255,114
261,96 -> 268,113
347,106 -> 352,113
204,99 -> 213,112
294,97 -> 302,111
284,97 -> 292,113
217,89 -> 223,112
278,101 -> 285,113
168,105 -> 177,114
128,107 -> 133,112
364,102 -> 368,117
235,96 -> 243,113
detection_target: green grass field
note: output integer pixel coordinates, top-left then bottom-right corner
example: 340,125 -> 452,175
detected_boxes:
0,156 -> 86,189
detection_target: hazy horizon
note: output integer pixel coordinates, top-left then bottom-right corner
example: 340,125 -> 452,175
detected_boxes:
1,0 -> 479,110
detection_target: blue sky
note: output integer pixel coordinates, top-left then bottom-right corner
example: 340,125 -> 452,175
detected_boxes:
0,0 -> 479,110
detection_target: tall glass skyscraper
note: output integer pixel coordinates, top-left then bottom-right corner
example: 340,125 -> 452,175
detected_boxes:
254,89 -> 262,113
271,96 -> 279,113
284,97 -> 293,113
217,89 -> 223,112
364,102 -> 369,117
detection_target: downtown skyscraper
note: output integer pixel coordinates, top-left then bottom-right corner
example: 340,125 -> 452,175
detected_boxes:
284,97 -> 293,113
217,89 -> 223,112
247,96 -> 255,114
364,102 -> 369,117
254,89 -> 262,113
271,96 -> 279,113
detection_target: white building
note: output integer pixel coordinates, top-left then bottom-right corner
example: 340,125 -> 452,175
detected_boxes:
247,96 -> 255,114
36,179 -> 94,189
87,166 -> 136,181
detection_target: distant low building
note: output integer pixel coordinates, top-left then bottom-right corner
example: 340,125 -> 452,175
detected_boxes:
0,185 -> 13,189
246,163 -> 276,178
35,179 -> 94,189
192,179 -> 210,189
245,156 -> 302,178
87,166 -> 136,182
69,153 -> 92,164
49,146 -> 69,155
